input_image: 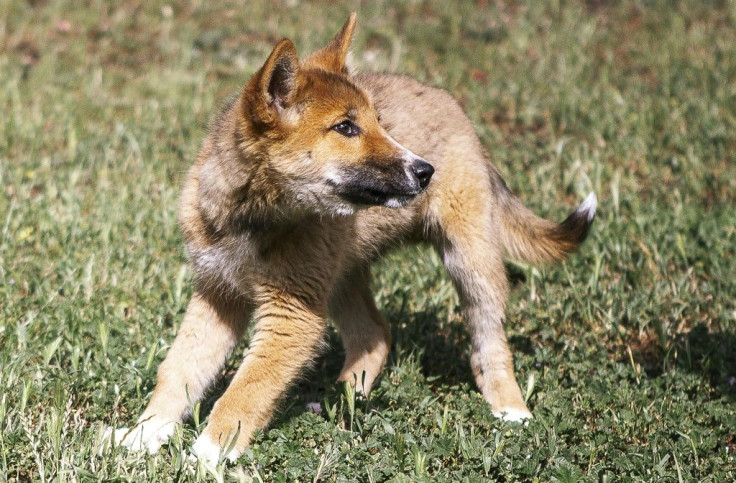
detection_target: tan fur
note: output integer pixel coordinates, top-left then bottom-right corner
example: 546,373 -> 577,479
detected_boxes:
114,14 -> 596,461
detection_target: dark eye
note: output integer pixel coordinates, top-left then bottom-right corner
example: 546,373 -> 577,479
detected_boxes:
332,120 -> 360,137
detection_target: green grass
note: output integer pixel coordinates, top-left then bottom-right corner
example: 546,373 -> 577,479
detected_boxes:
1,0 -> 735,480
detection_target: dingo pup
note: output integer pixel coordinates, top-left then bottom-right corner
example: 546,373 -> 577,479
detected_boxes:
107,13 -> 596,464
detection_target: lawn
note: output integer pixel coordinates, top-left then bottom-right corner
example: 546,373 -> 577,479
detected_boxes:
1,0 -> 735,481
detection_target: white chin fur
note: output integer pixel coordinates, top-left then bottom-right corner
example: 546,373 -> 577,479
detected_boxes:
191,433 -> 241,466
383,196 -> 415,209
576,192 -> 598,222
383,197 -> 404,209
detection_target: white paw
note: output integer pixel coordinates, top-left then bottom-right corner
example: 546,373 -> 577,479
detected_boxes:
493,407 -> 533,423
191,433 -> 240,466
101,418 -> 176,455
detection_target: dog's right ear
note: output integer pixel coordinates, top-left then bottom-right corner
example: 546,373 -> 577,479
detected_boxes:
246,38 -> 300,125
304,13 -> 356,74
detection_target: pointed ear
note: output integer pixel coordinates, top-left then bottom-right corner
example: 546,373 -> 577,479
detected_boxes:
305,13 -> 357,74
254,38 -> 300,115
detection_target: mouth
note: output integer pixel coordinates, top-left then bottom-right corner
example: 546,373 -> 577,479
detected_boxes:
328,159 -> 432,209
337,185 -> 420,207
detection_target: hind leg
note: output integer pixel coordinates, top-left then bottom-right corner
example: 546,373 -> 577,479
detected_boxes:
108,291 -> 251,453
329,267 -> 390,394
431,197 -> 531,420
441,239 -> 530,419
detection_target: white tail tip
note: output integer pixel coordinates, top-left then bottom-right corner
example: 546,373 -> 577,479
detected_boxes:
577,192 -> 597,222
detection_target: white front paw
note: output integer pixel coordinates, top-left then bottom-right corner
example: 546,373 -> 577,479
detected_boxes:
191,433 -> 241,466
102,418 -> 176,454
493,407 -> 533,423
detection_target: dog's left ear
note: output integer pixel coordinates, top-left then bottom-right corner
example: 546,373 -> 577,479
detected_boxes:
305,12 -> 357,74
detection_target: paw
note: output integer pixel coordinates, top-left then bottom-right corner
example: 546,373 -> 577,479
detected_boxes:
493,407 -> 533,423
339,364 -> 383,395
191,433 -> 240,466
339,349 -> 388,395
101,418 -> 176,455
338,371 -> 374,394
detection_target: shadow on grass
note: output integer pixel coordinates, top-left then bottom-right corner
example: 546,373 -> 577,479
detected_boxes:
194,295 -> 540,431
189,320 -> 735,442
679,324 -> 736,401
384,307 -> 475,387
630,322 -> 736,402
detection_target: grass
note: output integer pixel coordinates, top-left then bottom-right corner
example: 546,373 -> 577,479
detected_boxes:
1,0 -> 735,480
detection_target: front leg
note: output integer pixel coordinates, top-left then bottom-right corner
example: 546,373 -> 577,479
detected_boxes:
107,291 -> 250,454
330,266 -> 390,394
192,288 -> 328,463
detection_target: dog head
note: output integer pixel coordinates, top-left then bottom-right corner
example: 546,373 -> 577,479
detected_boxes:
239,14 -> 433,216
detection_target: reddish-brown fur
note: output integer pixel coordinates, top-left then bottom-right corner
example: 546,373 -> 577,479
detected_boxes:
107,14 -> 596,464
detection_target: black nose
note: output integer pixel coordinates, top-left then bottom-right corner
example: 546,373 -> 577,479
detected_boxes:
411,159 -> 434,189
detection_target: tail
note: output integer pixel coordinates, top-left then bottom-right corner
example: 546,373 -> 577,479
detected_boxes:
499,191 -> 597,265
